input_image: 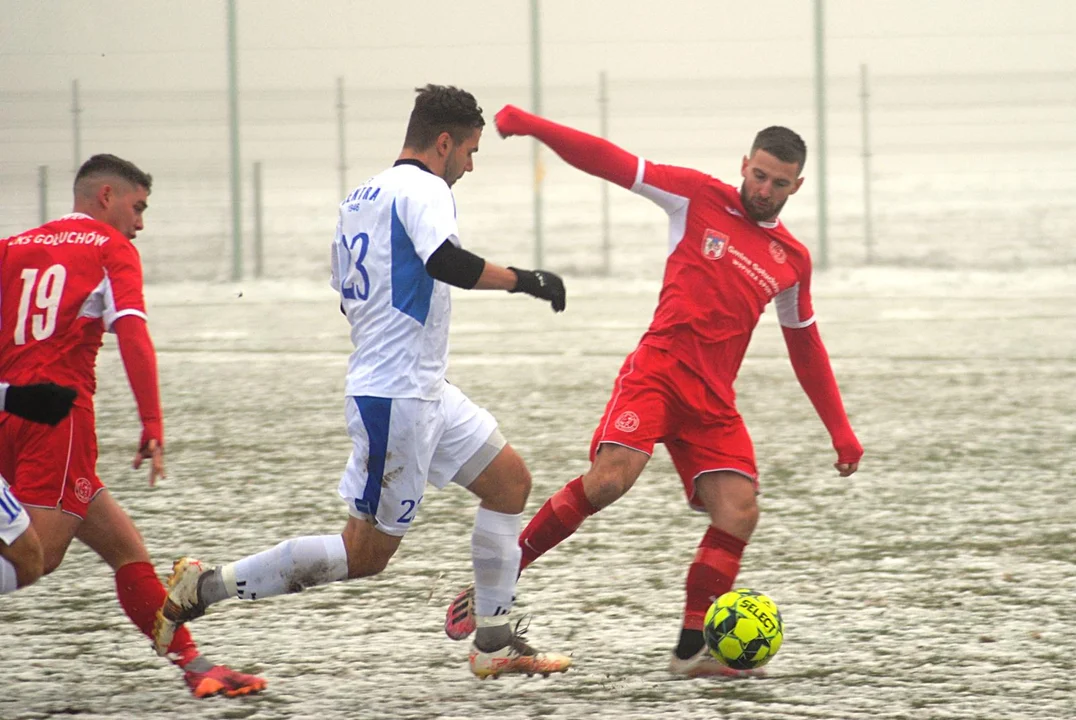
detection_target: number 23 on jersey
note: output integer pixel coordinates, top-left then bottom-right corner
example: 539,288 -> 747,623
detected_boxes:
338,232 -> 370,301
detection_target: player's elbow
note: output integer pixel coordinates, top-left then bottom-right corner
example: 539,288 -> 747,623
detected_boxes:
424,241 -> 485,289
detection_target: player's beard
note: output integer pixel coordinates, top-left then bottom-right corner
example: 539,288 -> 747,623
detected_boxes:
443,163 -> 461,187
443,153 -> 467,188
740,184 -> 785,223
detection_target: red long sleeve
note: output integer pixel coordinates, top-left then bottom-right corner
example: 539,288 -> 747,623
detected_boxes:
782,323 -> 862,464
495,105 -> 638,189
112,315 -> 163,449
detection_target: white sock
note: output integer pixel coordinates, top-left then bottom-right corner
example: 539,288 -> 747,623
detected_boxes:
471,506 -> 522,619
222,535 -> 348,601
0,556 -> 17,593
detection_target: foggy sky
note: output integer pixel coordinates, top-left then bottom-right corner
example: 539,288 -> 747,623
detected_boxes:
1,0 -> 1073,94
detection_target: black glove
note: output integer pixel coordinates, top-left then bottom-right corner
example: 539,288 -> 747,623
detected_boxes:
4,382 -> 77,426
508,267 -> 566,313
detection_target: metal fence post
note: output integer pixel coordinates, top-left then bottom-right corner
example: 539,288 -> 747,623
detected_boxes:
71,80 -> 82,174
253,161 -> 264,278
530,0 -> 544,269
813,0 -> 829,270
38,166 -> 49,225
337,77 -> 347,200
860,63 -> 874,264
599,71 -> 611,276
226,0 -> 243,282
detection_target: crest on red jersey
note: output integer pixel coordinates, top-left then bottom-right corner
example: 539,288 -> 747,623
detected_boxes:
702,229 -> 729,260
769,240 -> 787,264
614,411 -> 640,433
74,477 -> 94,504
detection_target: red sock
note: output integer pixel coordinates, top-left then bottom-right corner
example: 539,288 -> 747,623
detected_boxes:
115,561 -> 200,667
518,476 -> 599,571
683,526 -> 746,630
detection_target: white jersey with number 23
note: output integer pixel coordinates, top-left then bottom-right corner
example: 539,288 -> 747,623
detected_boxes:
330,161 -> 460,401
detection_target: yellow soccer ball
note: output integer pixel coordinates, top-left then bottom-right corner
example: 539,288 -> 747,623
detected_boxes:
703,588 -> 784,670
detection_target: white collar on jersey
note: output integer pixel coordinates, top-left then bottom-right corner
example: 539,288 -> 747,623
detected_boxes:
725,205 -> 780,229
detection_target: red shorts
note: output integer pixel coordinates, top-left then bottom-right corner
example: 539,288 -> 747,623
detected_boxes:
590,343 -> 757,509
0,405 -> 104,519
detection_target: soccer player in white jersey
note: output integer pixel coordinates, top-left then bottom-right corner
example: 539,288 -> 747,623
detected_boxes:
0,381 -> 76,593
154,84 -> 572,679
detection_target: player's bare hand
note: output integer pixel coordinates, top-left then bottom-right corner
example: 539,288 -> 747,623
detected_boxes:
833,435 -> 862,477
133,438 -> 166,486
494,105 -> 528,138
834,461 -> 858,477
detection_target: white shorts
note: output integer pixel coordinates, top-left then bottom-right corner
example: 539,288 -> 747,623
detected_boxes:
0,474 -> 31,545
337,383 -> 505,537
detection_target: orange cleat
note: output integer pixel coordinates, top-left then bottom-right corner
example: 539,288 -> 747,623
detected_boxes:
184,664 -> 268,698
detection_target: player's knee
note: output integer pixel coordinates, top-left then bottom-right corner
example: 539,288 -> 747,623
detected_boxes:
367,544 -> 395,576
471,449 -> 531,514
347,556 -> 389,580
725,483 -> 758,513
585,447 -> 642,508
40,545 -> 68,576
725,495 -> 759,538
740,501 -> 760,532
583,467 -> 632,509
342,530 -> 396,579
505,460 -> 532,509
345,548 -> 390,579
16,546 -> 44,588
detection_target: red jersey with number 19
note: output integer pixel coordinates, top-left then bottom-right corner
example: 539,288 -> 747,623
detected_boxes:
0,213 -> 148,409
632,161 -> 815,411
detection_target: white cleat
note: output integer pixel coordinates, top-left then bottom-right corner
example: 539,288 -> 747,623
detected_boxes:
469,621 -> 572,679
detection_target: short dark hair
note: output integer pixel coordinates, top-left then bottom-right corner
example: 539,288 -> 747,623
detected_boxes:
74,154 -> 153,192
751,127 -> 807,172
403,84 -> 485,150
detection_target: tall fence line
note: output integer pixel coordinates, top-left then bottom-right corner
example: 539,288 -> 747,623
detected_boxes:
2,71 -> 1074,282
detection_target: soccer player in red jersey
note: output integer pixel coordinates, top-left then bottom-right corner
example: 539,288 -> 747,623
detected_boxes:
0,155 -> 266,698
444,106 -> 863,677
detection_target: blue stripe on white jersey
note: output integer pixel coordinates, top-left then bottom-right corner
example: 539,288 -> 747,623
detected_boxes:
390,200 -> 434,324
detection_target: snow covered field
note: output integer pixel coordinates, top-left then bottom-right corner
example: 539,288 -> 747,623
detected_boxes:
1,266 -> 1073,719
